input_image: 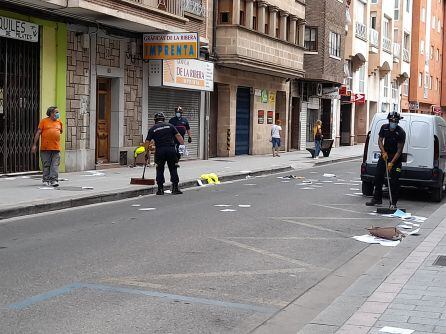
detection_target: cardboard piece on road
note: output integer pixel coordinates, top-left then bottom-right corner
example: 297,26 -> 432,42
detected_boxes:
379,326 -> 414,334
352,235 -> 400,247
367,226 -> 404,241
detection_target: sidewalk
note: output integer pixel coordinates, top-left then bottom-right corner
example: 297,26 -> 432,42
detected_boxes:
299,202 -> 446,334
0,145 -> 364,220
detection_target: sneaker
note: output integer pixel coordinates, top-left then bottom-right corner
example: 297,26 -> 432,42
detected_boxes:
366,198 -> 382,206
50,181 -> 59,187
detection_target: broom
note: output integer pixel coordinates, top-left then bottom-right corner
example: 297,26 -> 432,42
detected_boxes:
130,154 -> 155,186
376,157 -> 405,214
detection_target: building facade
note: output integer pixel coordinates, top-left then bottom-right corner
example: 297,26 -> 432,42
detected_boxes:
409,0 -> 444,115
295,0 -> 346,149
209,0 -> 305,156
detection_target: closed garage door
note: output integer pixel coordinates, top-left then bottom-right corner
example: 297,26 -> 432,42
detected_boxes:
148,87 -> 201,159
236,87 -> 251,155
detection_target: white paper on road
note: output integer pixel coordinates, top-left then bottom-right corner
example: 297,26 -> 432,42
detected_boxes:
397,224 -> 413,229
403,215 -> 427,223
82,186 -> 94,190
240,170 -> 252,173
379,326 -> 414,334
139,208 -> 156,211
164,190 -> 172,194
131,204 -> 141,207
334,182 -> 350,185
243,183 -> 257,186
214,204 -> 232,207
322,180 -> 333,183
83,172 -> 105,177
350,188 -> 360,191
403,228 -> 420,236
4,177 -> 16,180
354,193 -> 364,195
21,176 -> 31,179
302,180 -> 312,184
309,171 -> 318,174
352,234 -> 400,247
300,187 -> 315,190
220,209 -> 237,212
312,185 -> 323,188
323,173 -> 336,178
38,187 -> 54,190
345,194 -> 362,197
238,205 -> 251,208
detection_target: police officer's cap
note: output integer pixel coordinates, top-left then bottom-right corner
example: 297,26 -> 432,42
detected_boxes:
154,112 -> 165,122
387,111 -> 403,122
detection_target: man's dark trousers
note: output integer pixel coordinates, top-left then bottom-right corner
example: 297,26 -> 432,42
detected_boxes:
373,157 -> 402,205
155,146 -> 179,185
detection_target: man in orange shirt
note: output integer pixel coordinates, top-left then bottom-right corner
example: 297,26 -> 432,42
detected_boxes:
31,106 -> 63,187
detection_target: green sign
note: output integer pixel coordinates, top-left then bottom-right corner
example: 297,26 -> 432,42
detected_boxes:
261,90 -> 268,103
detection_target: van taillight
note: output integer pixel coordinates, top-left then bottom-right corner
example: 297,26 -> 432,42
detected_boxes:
434,135 -> 440,167
363,131 -> 371,163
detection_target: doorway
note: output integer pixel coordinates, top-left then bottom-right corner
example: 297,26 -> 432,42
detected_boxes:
235,87 -> 251,155
96,78 -> 111,163
290,97 -> 300,149
340,102 -> 352,146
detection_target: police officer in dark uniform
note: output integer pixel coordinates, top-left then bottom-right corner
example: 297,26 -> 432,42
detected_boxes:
145,112 -> 185,195
366,111 -> 406,208
169,106 -> 192,159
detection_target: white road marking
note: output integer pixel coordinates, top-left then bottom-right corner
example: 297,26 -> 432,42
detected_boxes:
144,268 -> 308,279
213,238 -> 323,269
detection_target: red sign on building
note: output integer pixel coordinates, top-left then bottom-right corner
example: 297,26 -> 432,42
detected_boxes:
352,93 -> 366,104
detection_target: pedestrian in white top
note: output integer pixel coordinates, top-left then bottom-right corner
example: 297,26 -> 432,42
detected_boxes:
271,119 -> 282,157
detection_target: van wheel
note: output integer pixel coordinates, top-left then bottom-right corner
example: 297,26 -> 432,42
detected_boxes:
362,181 -> 374,196
431,187 -> 443,202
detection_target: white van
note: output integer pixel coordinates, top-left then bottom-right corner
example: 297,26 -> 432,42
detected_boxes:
361,113 -> 446,202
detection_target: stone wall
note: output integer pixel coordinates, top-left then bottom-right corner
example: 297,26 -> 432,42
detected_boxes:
123,39 -> 144,147
66,30 -> 91,151
96,37 -> 121,68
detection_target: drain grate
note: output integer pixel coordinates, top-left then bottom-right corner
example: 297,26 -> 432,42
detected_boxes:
433,255 -> 446,266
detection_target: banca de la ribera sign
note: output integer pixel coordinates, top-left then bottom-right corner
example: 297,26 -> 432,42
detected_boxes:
0,16 -> 39,42
143,32 -> 198,60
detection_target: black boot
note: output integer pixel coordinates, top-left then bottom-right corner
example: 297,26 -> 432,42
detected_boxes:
156,185 -> 164,195
172,183 -> 183,195
366,198 -> 382,206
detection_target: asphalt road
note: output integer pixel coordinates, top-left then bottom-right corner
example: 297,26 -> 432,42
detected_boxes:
0,159 -> 442,334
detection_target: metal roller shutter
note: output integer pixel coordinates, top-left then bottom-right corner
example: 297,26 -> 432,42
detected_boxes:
148,87 -> 201,159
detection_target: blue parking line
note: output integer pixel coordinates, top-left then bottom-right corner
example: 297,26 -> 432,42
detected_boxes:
7,283 -> 277,314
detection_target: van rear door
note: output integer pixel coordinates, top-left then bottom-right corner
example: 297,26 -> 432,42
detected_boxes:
405,116 -> 434,169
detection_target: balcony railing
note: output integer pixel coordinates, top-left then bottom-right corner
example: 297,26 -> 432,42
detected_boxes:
355,22 -> 367,41
393,43 -> 401,59
125,0 -> 185,16
383,37 -> 392,53
403,48 -> 410,62
369,28 -> 379,48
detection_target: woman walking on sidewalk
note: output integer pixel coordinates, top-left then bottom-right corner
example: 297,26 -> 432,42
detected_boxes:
271,119 -> 282,157
313,120 -> 323,159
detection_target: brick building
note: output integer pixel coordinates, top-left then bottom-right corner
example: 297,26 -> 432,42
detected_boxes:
294,0 -> 346,149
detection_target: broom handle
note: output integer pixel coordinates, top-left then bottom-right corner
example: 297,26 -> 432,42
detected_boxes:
385,156 -> 393,206
142,155 -> 148,179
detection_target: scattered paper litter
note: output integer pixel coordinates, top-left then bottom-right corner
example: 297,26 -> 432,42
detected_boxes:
238,204 -> 251,208
352,235 -> 400,247
4,177 -> 16,180
131,204 -> 141,207
243,183 -> 257,186
197,179 -> 205,186
312,185 -> 323,188
322,180 -> 333,183
302,180 -> 312,184
323,173 -> 336,178
21,176 -> 31,179
83,172 -> 105,177
220,209 -> 237,212
139,208 -> 156,211
214,204 -> 232,207
58,178 -> 69,181
397,224 -> 413,229
369,212 -> 378,215
81,186 -> 94,190
353,192 -> 363,195
309,171 -> 318,174
300,187 -> 315,190
281,180 -> 290,183
350,188 -> 360,191
164,190 -> 172,194
403,228 -> 420,236
392,209 -> 411,219
345,194 -> 362,197
379,326 -> 414,334
38,187 -> 54,190
240,170 -> 252,173
334,182 -> 350,185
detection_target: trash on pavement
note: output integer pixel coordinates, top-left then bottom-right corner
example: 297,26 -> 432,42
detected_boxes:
402,228 -> 420,236
302,180 -> 312,184
197,179 -> 205,186
300,187 -> 315,190
131,204 -> 141,207
323,173 -> 336,178
164,190 -> 172,194
396,224 -> 413,229
138,208 -> 156,211
352,234 -> 400,247
220,209 -> 236,212
238,204 -> 251,208
214,204 -> 232,207
379,326 -> 414,334
392,209 -> 411,219
82,186 -> 94,190
243,183 -> 257,186
38,187 -> 54,190
367,226 -> 404,241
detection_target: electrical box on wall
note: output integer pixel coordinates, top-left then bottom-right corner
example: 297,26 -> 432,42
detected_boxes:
148,60 -> 162,87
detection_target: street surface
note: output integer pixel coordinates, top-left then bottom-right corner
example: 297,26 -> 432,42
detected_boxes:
0,160 -> 442,334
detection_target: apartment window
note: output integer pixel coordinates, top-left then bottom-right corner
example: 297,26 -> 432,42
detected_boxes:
422,7 -> 426,22
437,48 -> 440,61
438,21 -> 441,33
383,17 -> 390,38
392,81 -> 398,100
359,64 -> 365,93
344,60 -> 353,90
432,16 -> 436,30
406,0 -> 410,13
393,28 -> 399,42
356,0 -> 366,25
371,0 -> 377,3
329,31 -> 341,58
370,12 -> 377,29
403,79 -> 409,96
252,2 -> 258,30
420,40 -> 425,54
394,0 -> 400,20
305,27 -> 318,51
431,45 -> 434,59
384,74 -> 389,98
403,32 -> 410,50
218,0 -> 232,24
419,72 -> 423,87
